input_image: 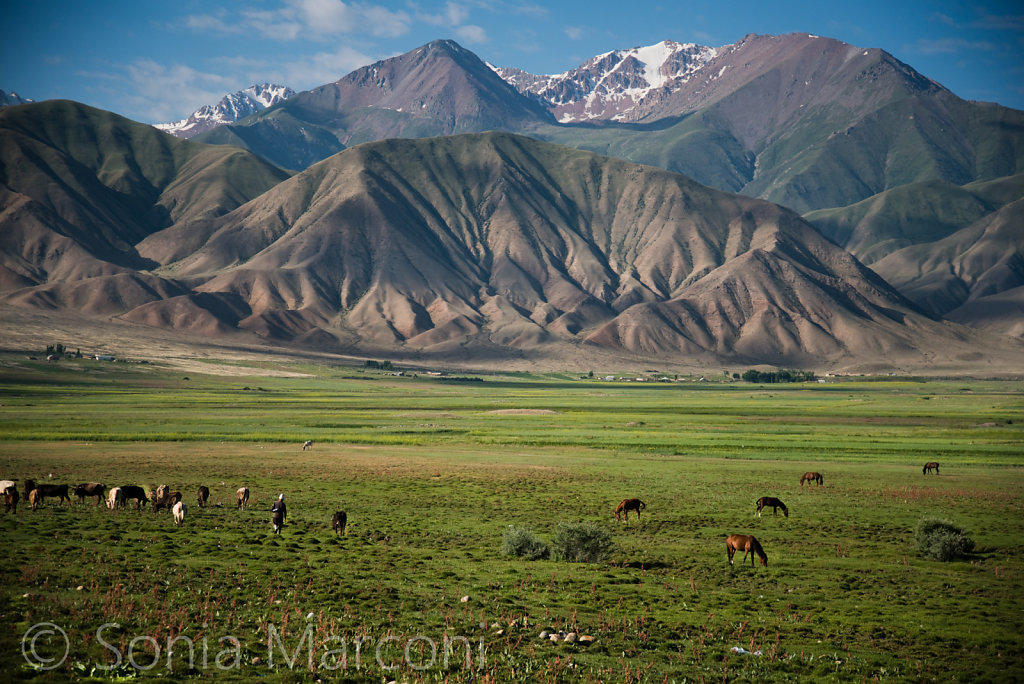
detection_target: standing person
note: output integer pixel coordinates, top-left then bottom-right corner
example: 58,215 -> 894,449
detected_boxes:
271,493 -> 286,534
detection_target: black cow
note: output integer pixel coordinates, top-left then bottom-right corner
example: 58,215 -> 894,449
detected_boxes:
120,486 -> 149,510
33,483 -> 70,506
332,511 -> 347,535
197,486 -> 209,508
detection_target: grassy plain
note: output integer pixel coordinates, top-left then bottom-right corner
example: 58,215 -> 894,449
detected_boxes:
0,354 -> 1022,682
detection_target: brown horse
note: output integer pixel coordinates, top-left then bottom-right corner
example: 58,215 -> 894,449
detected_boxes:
615,498 -> 646,521
800,472 -> 823,487
923,462 -> 940,475
726,534 -> 768,567
755,496 -> 788,517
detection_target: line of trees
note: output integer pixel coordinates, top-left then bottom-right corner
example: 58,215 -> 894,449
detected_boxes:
740,369 -> 816,383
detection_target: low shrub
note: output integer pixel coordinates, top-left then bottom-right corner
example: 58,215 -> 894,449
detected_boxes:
550,521 -> 613,563
501,525 -> 550,560
915,518 -> 975,561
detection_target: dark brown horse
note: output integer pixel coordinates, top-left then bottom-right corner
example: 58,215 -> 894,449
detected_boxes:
755,496 -> 788,517
726,534 -> 768,567
923,462 -> 940,475
615,498 -> 646,521
800,472 -> 823,487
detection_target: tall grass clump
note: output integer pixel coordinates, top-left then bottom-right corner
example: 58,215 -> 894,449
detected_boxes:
501,525 -> 550,560
915,518 -> 975,561
551,522 -> 613,563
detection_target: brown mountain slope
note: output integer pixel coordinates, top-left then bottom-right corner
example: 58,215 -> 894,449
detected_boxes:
870,197 -> 1024,334
131,132 -> 1017,369
0,101 -> 291,290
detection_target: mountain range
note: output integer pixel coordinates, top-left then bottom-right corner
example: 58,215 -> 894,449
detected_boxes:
155,84 -> 295,139
1,34 -> 1022,372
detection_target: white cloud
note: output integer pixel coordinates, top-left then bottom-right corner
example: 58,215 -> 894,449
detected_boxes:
116,60 -> 236,123
564,26 -> 583,41
914,37 -> 997,55
456,24 -> 488,44
275,45 -> 376,89
187,0 -> 410,41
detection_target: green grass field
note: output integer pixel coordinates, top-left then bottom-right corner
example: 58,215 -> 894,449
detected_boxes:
1,354 -> 1022,682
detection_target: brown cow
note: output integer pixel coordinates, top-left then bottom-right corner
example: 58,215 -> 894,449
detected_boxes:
197,486 -> 209,508
236,487 -> 249,509
153,491 -> 182,513
3,485 -> 18,513
29,489 -> 40,511
74,483 -> 106,505
615,498 -> 646,521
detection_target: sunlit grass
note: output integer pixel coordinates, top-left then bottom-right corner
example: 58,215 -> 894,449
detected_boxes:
0,355 -> 1022,681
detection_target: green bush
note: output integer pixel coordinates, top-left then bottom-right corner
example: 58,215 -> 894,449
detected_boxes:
501,525 -> 550,560
915,518 -> 975,561
550,522 -> 613,563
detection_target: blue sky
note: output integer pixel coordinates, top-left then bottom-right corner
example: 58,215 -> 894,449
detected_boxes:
3,0 -> 1023,124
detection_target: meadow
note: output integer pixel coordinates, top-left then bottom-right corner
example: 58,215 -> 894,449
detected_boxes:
0,353 -> 1022,682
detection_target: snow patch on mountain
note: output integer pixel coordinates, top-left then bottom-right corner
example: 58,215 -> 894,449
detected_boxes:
155,84 -> 295,138
0,90 -> 35,107
492,40 -> 717,123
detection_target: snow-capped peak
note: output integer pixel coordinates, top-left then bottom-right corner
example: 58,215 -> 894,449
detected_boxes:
493,40 -> 718,123
154,83 -> 295,138
0,90 -> 34,107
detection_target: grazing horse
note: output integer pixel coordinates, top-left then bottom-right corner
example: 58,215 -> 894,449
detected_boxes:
197,486 -> 209,508
303,440 -> 313,451
615,498 -> 646,521
923,462 -> 940,475
756,496 -> 788,517
800,472 -> 823,487
726,534 -> 768,567
332,511 -> 347,535
236,487 -> 249,510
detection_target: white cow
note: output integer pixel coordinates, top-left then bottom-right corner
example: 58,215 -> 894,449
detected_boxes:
172,501 -> 187,527
106,487 -> 124,509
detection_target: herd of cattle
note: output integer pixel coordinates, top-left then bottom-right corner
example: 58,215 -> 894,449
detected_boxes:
0,478 -> 348,536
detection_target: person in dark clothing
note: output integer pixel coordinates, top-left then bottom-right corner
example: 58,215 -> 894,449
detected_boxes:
271,493 -> 286,534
